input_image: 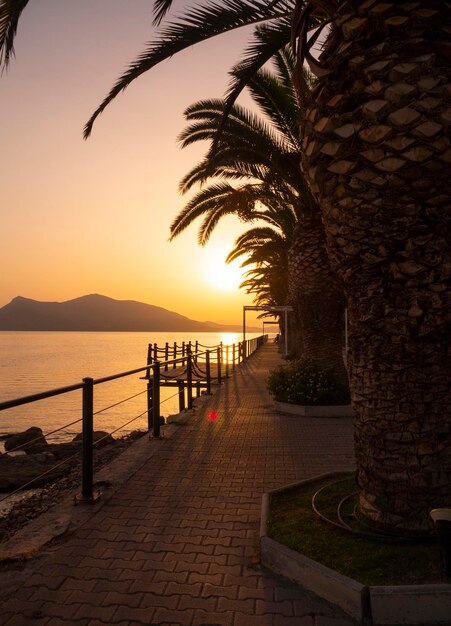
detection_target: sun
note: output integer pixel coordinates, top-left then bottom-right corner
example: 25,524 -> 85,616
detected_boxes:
202,248 -> 243,292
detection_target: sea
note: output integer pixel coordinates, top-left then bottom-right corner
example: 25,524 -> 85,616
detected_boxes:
0,331 -> 260,446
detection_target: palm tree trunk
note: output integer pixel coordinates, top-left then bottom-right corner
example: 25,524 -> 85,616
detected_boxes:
287,212 -> 348,387
297,0 -> 451,531
325,193 -> 450,531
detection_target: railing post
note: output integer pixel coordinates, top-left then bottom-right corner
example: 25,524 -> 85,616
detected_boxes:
187,349 -> 193,410
182,341 -> 186,365
81,377 -> 94,501
232,343 -> 236,370
217,347 -> 222,384
153,342 -> 158,362
165,342 -> 169,371
147,379 -> 153,431
173,342 -> 177,368
226,345 -> 229,378
152,362 -> 161,438
146,343 -> 152,379
206,350 -> 211,395
178,380 -> 185,412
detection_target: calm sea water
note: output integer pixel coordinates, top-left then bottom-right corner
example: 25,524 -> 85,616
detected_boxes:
0,331 -> 258,445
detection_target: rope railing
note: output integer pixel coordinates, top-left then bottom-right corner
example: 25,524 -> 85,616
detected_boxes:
93,389 -> 147,416
0,334 -> 267,506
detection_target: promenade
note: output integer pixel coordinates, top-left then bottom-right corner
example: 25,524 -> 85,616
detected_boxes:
0,342 -> 356,626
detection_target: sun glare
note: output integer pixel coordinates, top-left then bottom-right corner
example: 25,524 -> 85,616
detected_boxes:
202,249 -> 243,292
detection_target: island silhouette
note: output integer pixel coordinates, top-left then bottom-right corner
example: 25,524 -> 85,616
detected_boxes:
0,294 -> 257,332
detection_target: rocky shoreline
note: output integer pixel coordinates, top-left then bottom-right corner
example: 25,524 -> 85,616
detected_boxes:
0,427 -> 147,544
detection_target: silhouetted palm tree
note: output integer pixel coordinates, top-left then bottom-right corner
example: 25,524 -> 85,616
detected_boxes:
228,226 -> 289,312
172,49 -> 346,382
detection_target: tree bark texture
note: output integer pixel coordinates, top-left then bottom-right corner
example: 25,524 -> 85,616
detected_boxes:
287,213 -> 348,388
298,0 -> 451,530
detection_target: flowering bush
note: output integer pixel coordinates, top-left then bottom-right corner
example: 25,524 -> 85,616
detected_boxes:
267,358 -> 350,406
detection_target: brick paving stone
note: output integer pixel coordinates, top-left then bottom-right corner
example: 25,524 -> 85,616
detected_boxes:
165,581 -> 203,597
128,579 -> 167,594
152,607 -> 194,624
187,572 -> 223,586
87,622 -> 143,626
192,610 -> 234,626
202,584 -> 239,600
217,597 -> 255,614
39,601 -> 83,620
72,603 -> 117,622
112,605 -> 156,623
274,617 -> 316,626
0,344 -> 355,626
234,612 -> 274,626
175,561 -> 210,575
255,599 -> 294,616
178,595 -> 218,612
153,570 -> 190,584
139,593 -> 179,609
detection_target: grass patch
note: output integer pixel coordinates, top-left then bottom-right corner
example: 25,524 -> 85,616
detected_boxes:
267,472 -> 442,586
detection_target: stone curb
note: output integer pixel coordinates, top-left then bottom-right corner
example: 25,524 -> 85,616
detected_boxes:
274,401 -> 354,417
260,473 -> 451,626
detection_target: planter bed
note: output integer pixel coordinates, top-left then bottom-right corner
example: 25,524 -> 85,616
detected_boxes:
274,401 -> 354,417
260,473 -> 451,625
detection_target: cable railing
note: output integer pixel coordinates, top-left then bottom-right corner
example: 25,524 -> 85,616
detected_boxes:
0,334 -> 267,507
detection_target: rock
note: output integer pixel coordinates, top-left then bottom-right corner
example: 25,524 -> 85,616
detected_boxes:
72,431 -> 115,448
47,442 -> 81,460
3,427 -> 48,454
128,430 -> 146,440
0,453 -> 68,492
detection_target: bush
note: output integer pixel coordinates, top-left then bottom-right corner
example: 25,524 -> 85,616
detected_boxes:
267,358 -> 350,406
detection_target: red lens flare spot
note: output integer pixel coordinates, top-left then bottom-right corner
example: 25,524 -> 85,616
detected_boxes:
208,411 -> 218,421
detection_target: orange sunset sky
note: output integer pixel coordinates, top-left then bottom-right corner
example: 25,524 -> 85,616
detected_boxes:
1,0 -> 266,326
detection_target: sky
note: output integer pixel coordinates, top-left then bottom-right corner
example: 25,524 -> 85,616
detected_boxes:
0,0 -> 268,326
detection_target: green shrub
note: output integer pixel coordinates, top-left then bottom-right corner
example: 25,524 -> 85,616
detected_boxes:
267,358 -> 350,406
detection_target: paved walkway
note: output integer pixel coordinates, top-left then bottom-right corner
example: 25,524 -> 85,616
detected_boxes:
1,343 -> 356,626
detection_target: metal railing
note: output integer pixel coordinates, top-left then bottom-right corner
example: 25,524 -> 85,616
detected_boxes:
0,334 -> 267,505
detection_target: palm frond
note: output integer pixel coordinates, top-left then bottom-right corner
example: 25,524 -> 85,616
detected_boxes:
171,181 -> 267,243
207,18 -> 292,154
247,55 -> 299,149
179,157 -> 271,193
0,0 -> 29,69
272,45 -> 294,89
152,0 -> 175,27
84,0 -> 292,137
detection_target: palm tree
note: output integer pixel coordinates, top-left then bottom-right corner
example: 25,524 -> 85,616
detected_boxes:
228,225 -> 289,310
4,0 -> 447,530
173,49 -> 347,383
292,0 -> 451,531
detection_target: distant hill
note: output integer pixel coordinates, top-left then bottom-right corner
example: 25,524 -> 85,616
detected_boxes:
0,294 -> 258,332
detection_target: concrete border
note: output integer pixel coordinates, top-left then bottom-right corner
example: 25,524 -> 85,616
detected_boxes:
261,473 -> 451,626
275,401 -> 354,417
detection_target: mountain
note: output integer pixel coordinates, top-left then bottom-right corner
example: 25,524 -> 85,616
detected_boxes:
0,295 -> 258,332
